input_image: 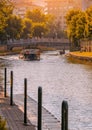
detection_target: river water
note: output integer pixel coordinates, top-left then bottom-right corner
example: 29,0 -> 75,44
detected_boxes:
0,51 -> 92,130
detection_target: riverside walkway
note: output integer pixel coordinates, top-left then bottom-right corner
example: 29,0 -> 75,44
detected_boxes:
0,86 -> 61,130
0,86 -> 35,130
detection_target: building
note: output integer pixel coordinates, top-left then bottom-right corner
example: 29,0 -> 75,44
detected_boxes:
45,0 -> 92,30
13,0 -> 44,18
82,0 -> 92,10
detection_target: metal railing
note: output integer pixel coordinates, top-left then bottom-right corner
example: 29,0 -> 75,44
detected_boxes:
7,38 -> 69,45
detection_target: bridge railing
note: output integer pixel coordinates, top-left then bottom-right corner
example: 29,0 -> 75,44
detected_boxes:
7,38 -> 69,45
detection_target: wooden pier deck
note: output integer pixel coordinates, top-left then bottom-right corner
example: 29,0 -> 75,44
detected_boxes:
0,87 -> 61,130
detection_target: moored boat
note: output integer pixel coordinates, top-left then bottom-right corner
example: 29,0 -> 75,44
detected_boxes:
19,49 -> 40,61
59,49 -> 65,55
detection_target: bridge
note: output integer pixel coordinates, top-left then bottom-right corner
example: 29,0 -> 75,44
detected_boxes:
6,38 -> 70,50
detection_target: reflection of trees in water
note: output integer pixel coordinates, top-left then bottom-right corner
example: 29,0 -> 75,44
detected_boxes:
0,70 -> 3,85
0,58 -> 13,85
0,59 -> 8,85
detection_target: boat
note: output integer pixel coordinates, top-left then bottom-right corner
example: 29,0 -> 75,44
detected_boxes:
59,49 -> 65,55
19,49 -> 40,61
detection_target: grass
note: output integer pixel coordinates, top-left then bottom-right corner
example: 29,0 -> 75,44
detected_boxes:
0,116 -> 8,130
66,56 -> 92,65
70,51 -> 92,57
66,51 -> 92,65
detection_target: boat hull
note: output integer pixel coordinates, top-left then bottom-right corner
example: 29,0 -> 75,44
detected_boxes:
19,49 -> 40,61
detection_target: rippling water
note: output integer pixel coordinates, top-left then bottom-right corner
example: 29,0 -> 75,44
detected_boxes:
0,51 -> 92,130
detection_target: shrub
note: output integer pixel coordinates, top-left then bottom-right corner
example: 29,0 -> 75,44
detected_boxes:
0,116 -> 8,130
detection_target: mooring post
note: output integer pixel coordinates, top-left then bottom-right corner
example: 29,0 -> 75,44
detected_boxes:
10,71 -> 13,106
61,100 -> 68,130
4,68 -> 7,97
24,78 -> 27,125
38,87 -> 42,130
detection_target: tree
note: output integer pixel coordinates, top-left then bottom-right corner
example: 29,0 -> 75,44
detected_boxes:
66,9 -> 81,39
86,6 -> 92,39
5,15 -> 23,40
65,9 -> 87,50
0,0 -> 14,43
21,18 -> 33,39
25,9 -> 56,38
32,23 -> 48,38
76,12 -> 87,39
44,14 -> 57,38
25,9 -> 46,23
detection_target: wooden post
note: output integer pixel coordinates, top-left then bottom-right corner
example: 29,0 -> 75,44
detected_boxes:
24,78 -> 27,125
38,87 -> 42,130
4,68 -> 7,97
61,100 -> 68,130
10,71 -> 13,106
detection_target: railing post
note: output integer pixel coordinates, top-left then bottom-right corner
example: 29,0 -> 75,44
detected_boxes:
10,71 -> 13,106
24,78 -> 27,125
61,100 -> 68,130
4,68 -> 7,97
38,87 -> 42,130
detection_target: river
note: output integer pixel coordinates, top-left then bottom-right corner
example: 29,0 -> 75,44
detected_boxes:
0,51 -> 92,130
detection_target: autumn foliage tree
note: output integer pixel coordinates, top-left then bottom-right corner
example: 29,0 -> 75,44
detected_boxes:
86,6 -> 92,38
25,9 -> 54,38
0,0 -> 14,43
32,23 -> 48,38
5,15 -> 23,40
26,9 -> 46,23
21,18 -> 33,39
65,7 -> 92,50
